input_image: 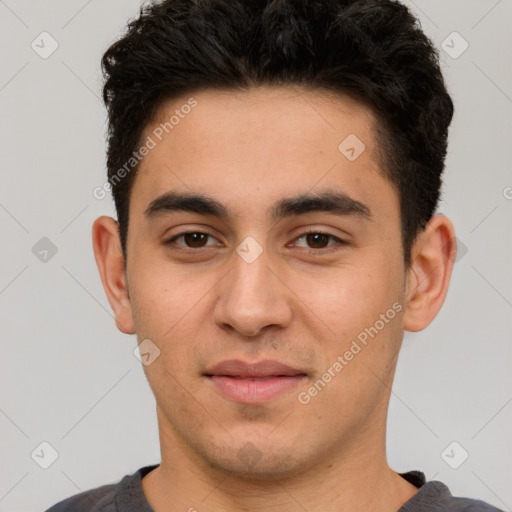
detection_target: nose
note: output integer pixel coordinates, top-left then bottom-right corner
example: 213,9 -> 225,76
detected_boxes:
213,244 -> 293,338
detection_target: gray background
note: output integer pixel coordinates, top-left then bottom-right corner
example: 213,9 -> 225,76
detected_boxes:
0,1 -> 511,511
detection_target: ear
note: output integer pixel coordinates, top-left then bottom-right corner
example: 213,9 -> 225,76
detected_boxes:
92,216 -> 135,335
403,214 -> 457,332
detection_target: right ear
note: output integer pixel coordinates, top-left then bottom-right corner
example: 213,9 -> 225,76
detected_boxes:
91,216 -> 135,335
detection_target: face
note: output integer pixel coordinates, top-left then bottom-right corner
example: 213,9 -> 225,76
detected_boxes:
124,86 -> 408,479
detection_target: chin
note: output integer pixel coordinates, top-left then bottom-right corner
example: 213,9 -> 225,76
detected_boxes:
195,436 -> 312,482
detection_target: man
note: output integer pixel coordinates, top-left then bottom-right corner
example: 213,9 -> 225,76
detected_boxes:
45,0 -> 503,510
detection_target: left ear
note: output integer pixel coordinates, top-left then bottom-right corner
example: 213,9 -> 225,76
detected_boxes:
403,214 -> 457,332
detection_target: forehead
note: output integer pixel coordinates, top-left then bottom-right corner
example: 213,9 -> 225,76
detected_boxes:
146,85 -> 378,153
131,85 -> 395,223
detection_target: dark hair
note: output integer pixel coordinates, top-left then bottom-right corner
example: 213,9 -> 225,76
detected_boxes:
101,0 -> 454,268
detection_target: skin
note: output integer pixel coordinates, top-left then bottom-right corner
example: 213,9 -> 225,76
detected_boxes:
92,86 -> 457,512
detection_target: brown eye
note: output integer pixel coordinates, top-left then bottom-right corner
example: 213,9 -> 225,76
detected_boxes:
305,233 -> 331,249
292,231 -> 347,254
183,232 -> 209,247
164,231 -> 219,250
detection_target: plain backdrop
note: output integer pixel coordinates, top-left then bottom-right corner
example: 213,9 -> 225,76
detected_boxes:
0,1 -> 511,511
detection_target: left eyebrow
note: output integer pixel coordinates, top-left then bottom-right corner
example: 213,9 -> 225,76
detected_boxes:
269,190 -> 372,222
144,189 -> 372,222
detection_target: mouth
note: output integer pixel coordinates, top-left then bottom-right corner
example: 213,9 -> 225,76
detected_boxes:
203,359 -> 308,404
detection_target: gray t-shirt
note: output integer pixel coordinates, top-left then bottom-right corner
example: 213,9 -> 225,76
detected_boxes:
44,464 -> 504,512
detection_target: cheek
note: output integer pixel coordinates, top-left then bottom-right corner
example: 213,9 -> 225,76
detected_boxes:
129,261 -> 203,330
291,258 -> 399,327
313,263 -> 404,376
129,265 -> 217,372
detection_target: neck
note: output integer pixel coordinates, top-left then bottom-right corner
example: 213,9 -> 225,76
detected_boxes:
142,411 -> 418,512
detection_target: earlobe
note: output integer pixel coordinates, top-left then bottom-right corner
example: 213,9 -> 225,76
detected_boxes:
402,215 -> 457,332
92,216 -> 135,335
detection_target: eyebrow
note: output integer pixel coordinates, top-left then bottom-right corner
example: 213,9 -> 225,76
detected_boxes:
144,190 -> 371,222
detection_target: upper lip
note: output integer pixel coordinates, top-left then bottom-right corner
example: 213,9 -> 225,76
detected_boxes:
204,359 -> 307,378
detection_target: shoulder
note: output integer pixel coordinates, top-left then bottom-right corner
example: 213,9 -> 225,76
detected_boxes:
401,479 -> 505,512
43,464 -> 159,512
443,494 -> 505,512
44,481 -> 117,512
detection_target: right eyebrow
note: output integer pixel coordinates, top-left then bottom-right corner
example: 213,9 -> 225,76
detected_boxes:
144,192 -> 229,220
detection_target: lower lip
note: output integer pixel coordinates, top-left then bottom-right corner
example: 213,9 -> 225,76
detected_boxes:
206,375 -> 306,404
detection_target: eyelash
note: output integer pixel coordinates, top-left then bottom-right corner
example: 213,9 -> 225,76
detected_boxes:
163,229 -> 347,255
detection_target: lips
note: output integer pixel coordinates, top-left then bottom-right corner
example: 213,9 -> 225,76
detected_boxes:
205,359 -> 306,378
204,359 -> 307,404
